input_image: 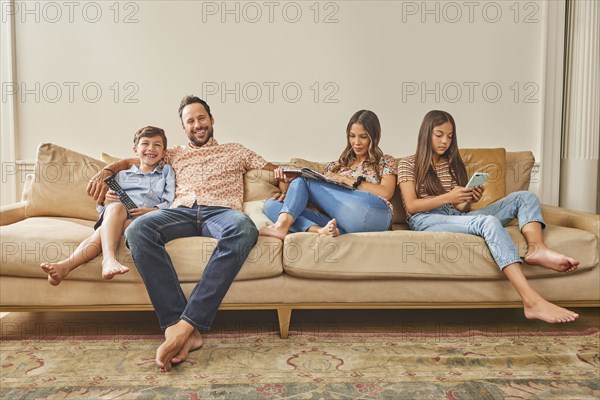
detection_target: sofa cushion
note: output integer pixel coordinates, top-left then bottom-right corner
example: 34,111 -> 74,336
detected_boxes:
0,217 -> 283,283
26,143 -> 105,221
505,151 -> 534,194
459,148 -> 506,210
282,225 -> 597,280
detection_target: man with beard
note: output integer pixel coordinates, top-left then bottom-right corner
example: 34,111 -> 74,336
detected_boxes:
87,95 -> 287,371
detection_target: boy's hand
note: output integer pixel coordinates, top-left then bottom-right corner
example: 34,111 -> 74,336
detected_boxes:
103,190 -> 120,206
87,170 -> 112,205
129,207 -> 158,218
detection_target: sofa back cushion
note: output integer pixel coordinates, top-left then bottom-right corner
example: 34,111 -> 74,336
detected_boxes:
25,143 -> 105,221
505,151 -> 534,194
459,148 -> 507,211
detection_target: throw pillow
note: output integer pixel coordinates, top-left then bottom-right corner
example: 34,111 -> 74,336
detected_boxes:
25,143 -> 105,221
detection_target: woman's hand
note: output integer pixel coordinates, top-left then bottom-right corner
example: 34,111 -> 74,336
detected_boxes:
272,168 -> 297,202
324,172 -> 354,187
129,207 -> 158,218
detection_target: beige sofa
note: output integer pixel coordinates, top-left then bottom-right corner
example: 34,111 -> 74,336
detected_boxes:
1,144 -> 599,338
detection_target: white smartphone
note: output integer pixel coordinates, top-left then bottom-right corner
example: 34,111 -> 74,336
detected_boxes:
466,172 -> 489,187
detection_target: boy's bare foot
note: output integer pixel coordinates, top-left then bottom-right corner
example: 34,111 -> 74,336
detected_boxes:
524,246 -> 580,272
317,218 -> 340,237
259,224 -> 288,240
171,329 -> 204,365
156,320 -> 195,372
101,259 -> 130,280
40,262 -> 71,286
523,298 -> 579,323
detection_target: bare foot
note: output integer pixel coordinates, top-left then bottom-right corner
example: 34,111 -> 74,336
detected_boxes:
317,218 -> 340,237
101,259 -> 130,280
524,298 -> 579,323
156,320 -> 195,372
40,262 -> 71,286
171,329 -> 204,365
259,224 -> 288,240
524,245 -> 580,272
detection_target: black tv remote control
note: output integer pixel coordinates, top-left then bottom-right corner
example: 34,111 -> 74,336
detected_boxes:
103,176 -> 138,210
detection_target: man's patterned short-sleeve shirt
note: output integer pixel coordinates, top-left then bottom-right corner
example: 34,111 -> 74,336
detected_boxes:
165,137 -> 267,211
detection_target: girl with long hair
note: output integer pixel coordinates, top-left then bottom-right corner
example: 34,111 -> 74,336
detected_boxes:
398,110 -> 580,323
260,110 -> 397,238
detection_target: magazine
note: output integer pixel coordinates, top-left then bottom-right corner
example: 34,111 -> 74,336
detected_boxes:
282,167 -> 356,190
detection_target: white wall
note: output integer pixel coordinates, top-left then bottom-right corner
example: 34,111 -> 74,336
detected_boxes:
5,1 -> 546,164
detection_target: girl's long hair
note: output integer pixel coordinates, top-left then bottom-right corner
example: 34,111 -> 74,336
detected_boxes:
414,110 -> 467,197
332,110 -> 384,180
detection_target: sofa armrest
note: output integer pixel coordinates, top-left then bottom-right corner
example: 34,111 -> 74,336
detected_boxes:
542,204 -> 600,238
0,201 -> 28,226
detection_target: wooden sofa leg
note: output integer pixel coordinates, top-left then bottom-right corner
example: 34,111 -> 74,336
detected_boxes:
277,307 -> 292,339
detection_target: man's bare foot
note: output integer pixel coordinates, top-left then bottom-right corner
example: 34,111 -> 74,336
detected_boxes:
317,218 -> 340,237
523,298 -> 579,323
259,224 -> 288,240
171,329 -> 204,365
524,246 -> 580,272
156,320 -> 195,372
101,259 -> 130,280
40,262 -> 71,286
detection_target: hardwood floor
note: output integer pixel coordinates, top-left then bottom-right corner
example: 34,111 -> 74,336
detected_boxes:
1,307 -> 598,339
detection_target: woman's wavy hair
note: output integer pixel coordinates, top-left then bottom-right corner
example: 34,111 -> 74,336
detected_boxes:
331,110 -> 384,180
414,110 -> 467,197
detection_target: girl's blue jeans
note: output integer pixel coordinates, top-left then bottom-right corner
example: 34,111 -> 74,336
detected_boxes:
263,177 -> 392,234
407,191 -> 545,270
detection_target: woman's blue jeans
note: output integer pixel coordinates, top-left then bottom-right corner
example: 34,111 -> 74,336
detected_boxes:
125,205 -> 258,331
407,191 -> 545,270
263,177 -> 392,234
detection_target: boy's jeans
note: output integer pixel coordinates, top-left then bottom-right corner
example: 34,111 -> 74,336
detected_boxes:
408,191 -> 545,269
263,176 -> 392,234
125,205 -> 258,331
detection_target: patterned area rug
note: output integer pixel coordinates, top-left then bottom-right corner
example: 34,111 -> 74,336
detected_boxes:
1,329 -> 599,399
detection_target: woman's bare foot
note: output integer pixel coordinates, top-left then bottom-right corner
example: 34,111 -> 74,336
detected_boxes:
523,298 -> 579,323
156,320 -> 195,372
40,262 -> 71,286
171,329 -> 204,365
259,224 -> 288,240
524,246 -> 580,272
317,218 -> 340,237
101,259 -> 130,280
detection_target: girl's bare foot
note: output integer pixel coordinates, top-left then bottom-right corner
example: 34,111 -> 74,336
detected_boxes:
317,218 -> 340,237
259,224 -> 288,240
101,259 -> 130,280
524,246 -> 580,272
523,298 -> 579,323
40,262 -> 71,286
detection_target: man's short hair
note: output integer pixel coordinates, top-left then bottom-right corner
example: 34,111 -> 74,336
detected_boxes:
178,95 -> 212,120
133,126 -> 167,148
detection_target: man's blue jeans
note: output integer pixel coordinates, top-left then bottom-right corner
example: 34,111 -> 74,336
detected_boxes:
125,205 -> 258,331
407,191 -> 545,270
263,177 -> 392,234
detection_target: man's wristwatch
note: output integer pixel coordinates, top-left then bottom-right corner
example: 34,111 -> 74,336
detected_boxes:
353,175 -> 366,189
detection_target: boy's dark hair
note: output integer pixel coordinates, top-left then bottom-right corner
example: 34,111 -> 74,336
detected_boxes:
178,95 -> 212,120
133,126 -> 167,148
